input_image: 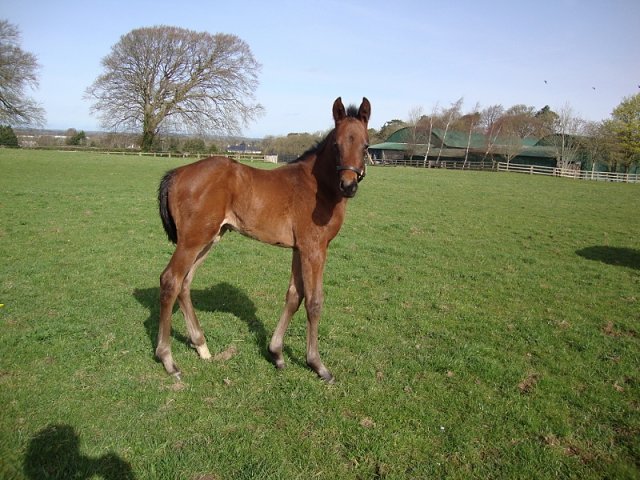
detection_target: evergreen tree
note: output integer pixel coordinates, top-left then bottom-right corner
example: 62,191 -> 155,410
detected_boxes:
0,125 -> 19,147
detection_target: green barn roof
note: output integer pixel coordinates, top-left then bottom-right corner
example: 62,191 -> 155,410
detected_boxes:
379,126 -> 539,149
372,127 -> 545,152
369,126 -> 559,162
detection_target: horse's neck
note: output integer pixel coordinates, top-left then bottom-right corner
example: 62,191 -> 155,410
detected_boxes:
308,139 -> 341,198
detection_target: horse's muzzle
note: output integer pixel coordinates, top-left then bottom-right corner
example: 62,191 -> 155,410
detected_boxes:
340,179 -> 358,198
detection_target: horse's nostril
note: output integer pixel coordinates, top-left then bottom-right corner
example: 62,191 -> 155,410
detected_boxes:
340,180 -> 358,197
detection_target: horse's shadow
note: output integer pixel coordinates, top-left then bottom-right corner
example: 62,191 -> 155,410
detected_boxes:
24,424 -> 134,479
134,282 -> 298,367
576,246 -> 640,270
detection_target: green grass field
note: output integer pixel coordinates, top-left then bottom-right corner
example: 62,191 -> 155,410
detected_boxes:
1,149 -> 638,479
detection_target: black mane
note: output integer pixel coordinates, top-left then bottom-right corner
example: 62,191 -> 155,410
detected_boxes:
346,104 -> 359,117
289,135 -> 332,164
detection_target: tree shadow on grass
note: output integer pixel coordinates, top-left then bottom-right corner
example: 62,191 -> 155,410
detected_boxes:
24,424 -> 134,479
133,282 -> 299,368
576,246 -> 640,270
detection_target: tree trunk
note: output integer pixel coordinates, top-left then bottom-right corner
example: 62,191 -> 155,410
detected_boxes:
141,130 -> 155,152
141,113 -> 156,152
435,123 -> 449,165
422,118 -> 433,168
464,122 -> 473,168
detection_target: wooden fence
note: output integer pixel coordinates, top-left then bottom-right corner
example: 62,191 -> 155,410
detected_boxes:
438,160 -> 496,171
497,162 -> 640,183
100,151 -> 274,163
101,150 -> 207,159
380,158 -> 496,170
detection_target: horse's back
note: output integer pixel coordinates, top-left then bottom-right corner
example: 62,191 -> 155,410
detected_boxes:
172,155 -> 298,187
172,155 -> 238,186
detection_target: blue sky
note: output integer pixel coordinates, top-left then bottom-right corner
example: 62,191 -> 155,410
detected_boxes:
3,0 -> 639,137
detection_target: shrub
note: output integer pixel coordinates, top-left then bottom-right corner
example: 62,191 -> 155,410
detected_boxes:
0,125 -> 19,147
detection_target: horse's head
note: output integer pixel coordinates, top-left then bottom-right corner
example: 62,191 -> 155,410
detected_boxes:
332,97 -> 371,198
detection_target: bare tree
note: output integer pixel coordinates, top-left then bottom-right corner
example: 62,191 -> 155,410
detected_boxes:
422,102 -> 438,167
0,20 -> 45,126
480,104 -> 504,162
457,102 -> 481,168
501,130 -> 524,166
435,97 -> 463,164
582,120 -> 608,178
551,103 -> 584,168
405,106 -> 424,160
501,104 -> 538,139
480,104 -> 504,135
86,26 -> 263,151
493,105 -> 541,166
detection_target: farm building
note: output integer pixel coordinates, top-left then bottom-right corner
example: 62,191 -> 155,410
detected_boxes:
226,141 -> 262,154
369,127 -> 562,168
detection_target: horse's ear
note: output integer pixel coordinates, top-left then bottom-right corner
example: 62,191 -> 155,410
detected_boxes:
358,97 -> 371,125
333,97 -> 346,124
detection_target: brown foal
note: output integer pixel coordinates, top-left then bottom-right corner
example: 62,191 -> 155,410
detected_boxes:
156,97 -> 371,382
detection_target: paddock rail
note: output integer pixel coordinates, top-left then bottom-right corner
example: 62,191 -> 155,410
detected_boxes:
497,162 -> 639,183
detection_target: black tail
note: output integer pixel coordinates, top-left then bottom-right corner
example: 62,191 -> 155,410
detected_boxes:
158,170 -> 178,244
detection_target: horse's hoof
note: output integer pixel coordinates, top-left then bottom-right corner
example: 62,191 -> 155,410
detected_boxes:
324,375 -> 335,384
273,357 -> 286,370
319,371 -> 335,384
173,371 -> 182,381
268,347 -> 286,369
196,344 -> 212,360
159,355 -> 181,379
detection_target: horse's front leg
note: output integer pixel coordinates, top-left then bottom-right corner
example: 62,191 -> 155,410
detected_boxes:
269,249 -> 303,369
301,247 -> 334,383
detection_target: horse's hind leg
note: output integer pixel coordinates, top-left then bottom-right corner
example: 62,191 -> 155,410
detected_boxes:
178,242 -> 216,360
157,244 -> 207,378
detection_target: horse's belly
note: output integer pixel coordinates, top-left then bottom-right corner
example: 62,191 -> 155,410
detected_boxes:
224,216 -> 295,248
